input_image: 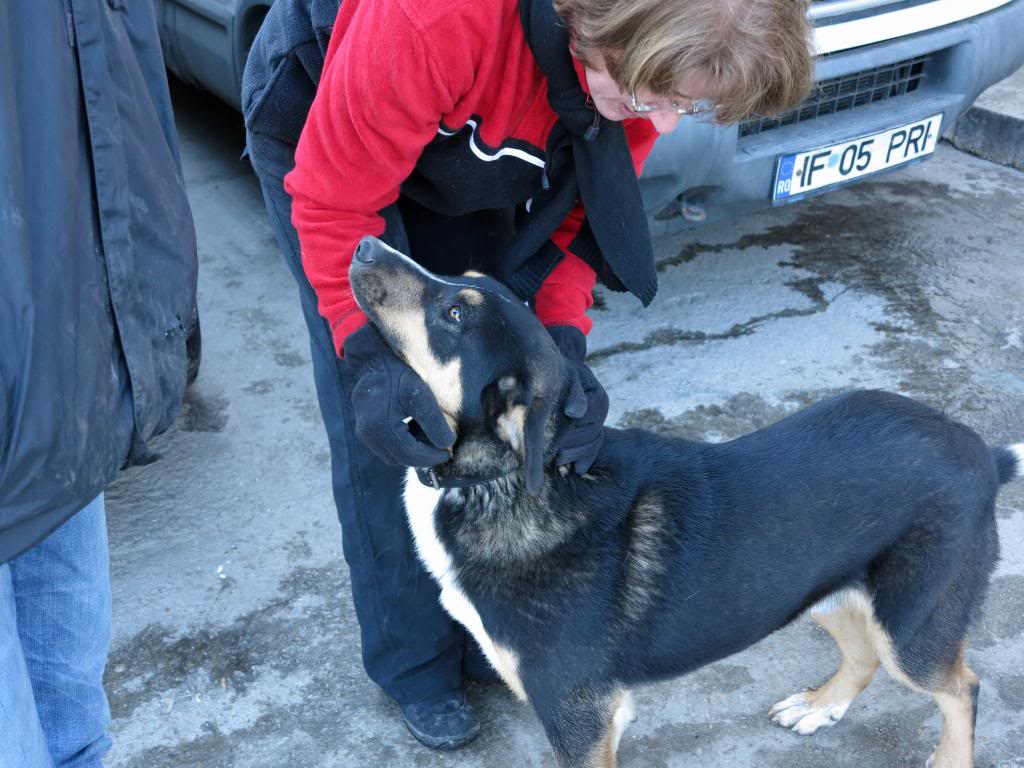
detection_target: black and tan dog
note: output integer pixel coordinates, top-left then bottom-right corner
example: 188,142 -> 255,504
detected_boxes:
348,235 -> 1021,768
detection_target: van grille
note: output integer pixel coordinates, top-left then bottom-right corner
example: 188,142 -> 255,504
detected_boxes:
739,55 -> 931,138
809,0 -> 928,23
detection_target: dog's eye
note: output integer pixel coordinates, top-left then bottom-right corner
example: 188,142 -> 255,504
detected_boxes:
448,305 -> 462,322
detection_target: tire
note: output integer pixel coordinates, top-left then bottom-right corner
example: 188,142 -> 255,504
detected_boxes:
186,313 -> 202,386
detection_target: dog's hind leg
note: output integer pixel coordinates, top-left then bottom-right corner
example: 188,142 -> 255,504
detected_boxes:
924,651 -> 979,768
770,589 -> 880,735
864,630 -> 979,768
869,514 -> 997,768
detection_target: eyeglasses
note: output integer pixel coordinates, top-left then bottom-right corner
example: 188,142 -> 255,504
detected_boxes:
630,93 -> 718,117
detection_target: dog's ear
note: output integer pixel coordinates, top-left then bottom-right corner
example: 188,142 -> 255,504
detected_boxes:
487,374 -> 551,496
521,393 -> 549,496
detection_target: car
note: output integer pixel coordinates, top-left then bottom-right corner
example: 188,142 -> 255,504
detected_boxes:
641,0 -> 1024,229
154,0 -> 271,111
155,0 -> 1024,228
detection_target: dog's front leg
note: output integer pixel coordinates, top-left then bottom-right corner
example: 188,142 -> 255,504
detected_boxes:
535,685 -> 634,768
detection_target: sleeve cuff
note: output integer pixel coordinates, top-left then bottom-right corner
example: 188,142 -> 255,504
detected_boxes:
332,309 -> 370,358
539,313 -> 592,336
534,253 -> 596,336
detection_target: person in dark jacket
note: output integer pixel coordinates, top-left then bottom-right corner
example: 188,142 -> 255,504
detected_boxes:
0,2 -> 198,764
242,0 -> 812,751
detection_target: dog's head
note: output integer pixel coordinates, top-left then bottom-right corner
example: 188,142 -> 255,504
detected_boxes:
349,236 -> 569,494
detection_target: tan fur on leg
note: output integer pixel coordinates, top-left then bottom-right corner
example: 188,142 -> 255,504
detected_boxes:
609,691 -> 635,757
927,659 -> 979,768
855,606 -> 979,768
582,690 -> 634,768
771,597 -> 880,734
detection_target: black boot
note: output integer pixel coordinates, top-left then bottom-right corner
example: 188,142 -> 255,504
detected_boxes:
399,689 -> 481,750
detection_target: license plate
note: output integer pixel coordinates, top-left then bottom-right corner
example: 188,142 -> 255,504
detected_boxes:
772,114 -> 942,203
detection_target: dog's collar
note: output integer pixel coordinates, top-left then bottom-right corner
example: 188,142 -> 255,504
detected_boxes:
415,466 -> 515,490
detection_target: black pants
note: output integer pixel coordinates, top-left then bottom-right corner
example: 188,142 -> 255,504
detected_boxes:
241,0 -> 511,703
245,132 -> 502,704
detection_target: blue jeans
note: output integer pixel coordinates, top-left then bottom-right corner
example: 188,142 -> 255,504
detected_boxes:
0,496 -> 112,768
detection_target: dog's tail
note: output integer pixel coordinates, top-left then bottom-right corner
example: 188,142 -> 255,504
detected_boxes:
993,443 -> 1024,485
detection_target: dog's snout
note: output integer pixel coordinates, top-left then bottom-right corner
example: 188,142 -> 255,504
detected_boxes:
354,236 -> 377,264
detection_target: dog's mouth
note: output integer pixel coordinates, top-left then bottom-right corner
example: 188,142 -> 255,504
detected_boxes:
351,276 -> 388,316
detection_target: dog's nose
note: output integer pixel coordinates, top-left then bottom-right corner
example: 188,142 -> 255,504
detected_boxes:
354,236 -> 376,264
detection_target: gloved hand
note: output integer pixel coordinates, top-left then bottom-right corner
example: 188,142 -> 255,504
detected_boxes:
546,325 -> 608,475
344,323 -> 456,467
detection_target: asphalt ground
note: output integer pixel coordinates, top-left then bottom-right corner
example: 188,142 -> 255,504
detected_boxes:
102,81 -> 1024,768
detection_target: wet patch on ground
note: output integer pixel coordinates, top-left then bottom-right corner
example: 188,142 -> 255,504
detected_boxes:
617,696 -> 938,768
294,398 -> 325,427
750,704 -> 938,768
106,573 -> 309,721
619,715 -> 759,767
231,307 -> 311,372
180,389 -> 230,433
992,672 -> 1024,711
617,171 -> 1020,367
106,563 -> 372,767
603,180 -> 955,355
617,390 -> 837,441
243,378 -> 284,396
273,350 -> 308,369
601,159 -> 1024,443
973,574 -> 1024,650
284,532 -> 314,563
684,663 -> 757,697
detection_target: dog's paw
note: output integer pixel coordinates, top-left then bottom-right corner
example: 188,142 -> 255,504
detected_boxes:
769,692 -> 851,735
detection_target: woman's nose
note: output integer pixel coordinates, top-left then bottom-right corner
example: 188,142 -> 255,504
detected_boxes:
650,111 -> 683,135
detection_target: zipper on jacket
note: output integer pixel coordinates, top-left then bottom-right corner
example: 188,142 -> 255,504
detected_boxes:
583,96 -> 601,141
584,108 -> 601,141
61,0 -> 76,47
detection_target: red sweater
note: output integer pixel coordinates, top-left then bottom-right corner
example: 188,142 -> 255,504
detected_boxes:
284,0 -> 659,356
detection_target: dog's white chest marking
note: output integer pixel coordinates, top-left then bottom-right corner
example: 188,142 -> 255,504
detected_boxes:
403,469 -> 527,701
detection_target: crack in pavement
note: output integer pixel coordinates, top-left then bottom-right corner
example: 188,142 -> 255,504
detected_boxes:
588,283 -> 838,364
589,177 -> 982,366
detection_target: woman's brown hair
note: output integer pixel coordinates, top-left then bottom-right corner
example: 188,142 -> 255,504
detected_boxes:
555,0 -> 815,122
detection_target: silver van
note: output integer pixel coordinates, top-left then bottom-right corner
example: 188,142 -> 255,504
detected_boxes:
155,0 -> 1024,227
642,0 -> 1024,228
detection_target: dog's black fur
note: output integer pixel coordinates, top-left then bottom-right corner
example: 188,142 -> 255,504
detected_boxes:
349,236 -> 1017,768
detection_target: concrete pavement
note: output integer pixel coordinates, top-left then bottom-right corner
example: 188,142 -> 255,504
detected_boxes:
102,82 -> 1024,768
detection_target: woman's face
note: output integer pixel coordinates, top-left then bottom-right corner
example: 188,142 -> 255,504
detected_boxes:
583,61 -> 717,135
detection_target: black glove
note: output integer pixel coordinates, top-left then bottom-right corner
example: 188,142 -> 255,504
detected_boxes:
547,325 -> 609,475
344,323 -> 456,467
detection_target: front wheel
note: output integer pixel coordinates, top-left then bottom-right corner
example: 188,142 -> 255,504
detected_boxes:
186,313 -> 201,387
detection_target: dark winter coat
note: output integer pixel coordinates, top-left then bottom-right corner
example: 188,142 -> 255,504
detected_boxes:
0,0 -> 198,563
